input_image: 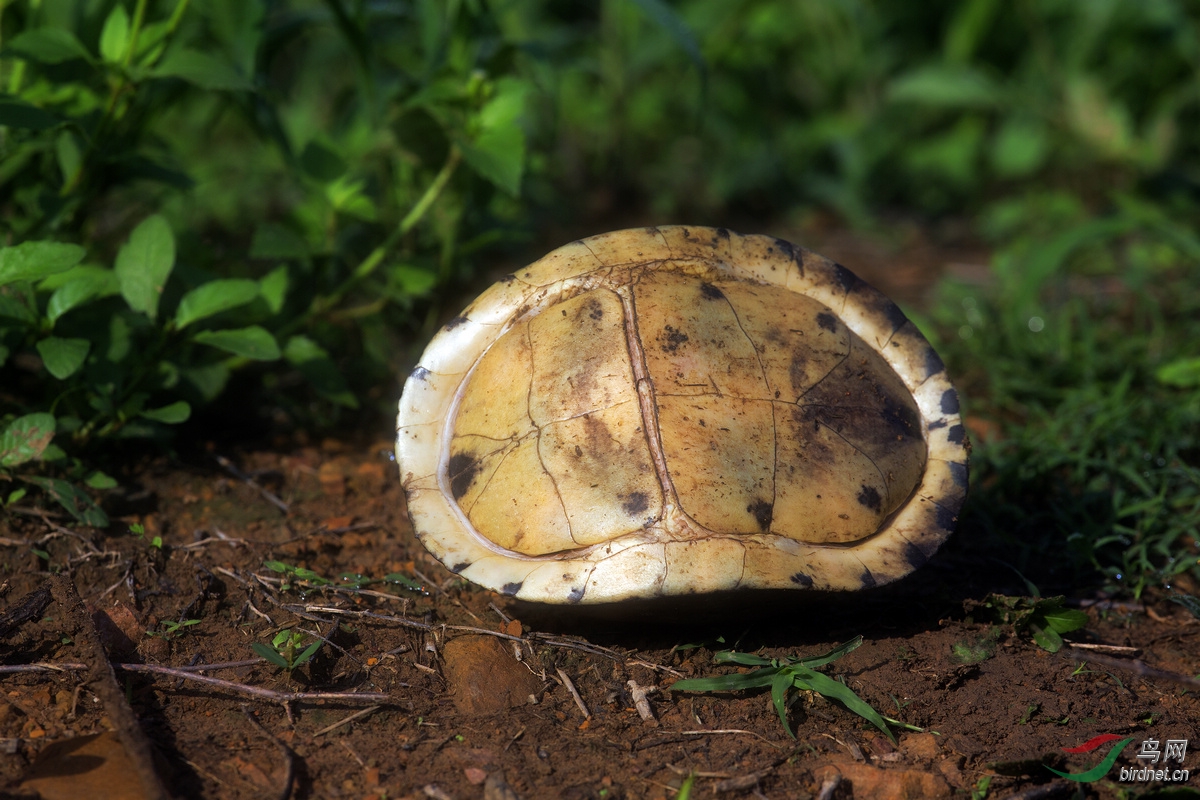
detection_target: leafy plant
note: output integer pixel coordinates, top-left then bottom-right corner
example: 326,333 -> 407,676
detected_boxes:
146,618 -> 200,640
671,636 -> 895,742
251,628 -> 322,672
965,594 -> 1089,653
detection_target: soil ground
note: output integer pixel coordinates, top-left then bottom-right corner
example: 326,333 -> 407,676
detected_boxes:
2,228 -> 1198,800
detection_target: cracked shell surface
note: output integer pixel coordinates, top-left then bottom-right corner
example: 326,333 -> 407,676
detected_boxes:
396,226 -> 969,604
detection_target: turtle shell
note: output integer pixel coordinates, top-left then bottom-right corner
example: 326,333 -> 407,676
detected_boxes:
396,226 -> 968,604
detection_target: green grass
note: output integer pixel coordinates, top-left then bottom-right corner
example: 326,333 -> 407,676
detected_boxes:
928,201 -> 1200,598
671,636 -> 897,742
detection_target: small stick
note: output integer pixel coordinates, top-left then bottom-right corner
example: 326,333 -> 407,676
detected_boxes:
1063,648 -> 1200,688
626,679 -> 657,724
241,705 -> 295,800
679,729 -> 787,749
214,454 -> 290,513
557,667 -> 590,719
1067,643 -> 1141,656
116,663 -> 389,704
313,706 -> 380,737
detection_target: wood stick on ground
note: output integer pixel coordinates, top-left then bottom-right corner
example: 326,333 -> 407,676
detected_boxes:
626,679 -> 658,724
48,575 -> 170,800
1064,647 -> 1200,688
557,667 -> 591,719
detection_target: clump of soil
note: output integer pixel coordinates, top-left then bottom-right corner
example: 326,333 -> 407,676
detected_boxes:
1,437 -> 1197,799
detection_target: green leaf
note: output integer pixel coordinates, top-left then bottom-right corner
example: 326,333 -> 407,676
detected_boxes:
1030,624 -> 1065,653
0,241 -> 86,286
115,215 -> 175,321
99,4 -> 130,64
56,131 -> 83,188
797,637 -> 865,669
770,670 -> 795,738
791,666 -> 896,743
387,264 -> 436,297
460,126 -> 524,195
250,642 -> 290,668
0,100 -> 58,131
714,650 -> 775,667
5,28 -> 94,64
293,639 -> 322,668
1168,593 -> 1200,619
22,476 -> 108,527
36,337 -> 90,379
46,267 -> 120,324
991,117 -> 1048,178
1041,607 -> 1088,634
183,362 -> 231,402
888,65 -> 1001,108
85,471 -> 118,490
259,266 -> 289,313
459,78 -> 529,196
174,279 -> 260,328
1156,357 -> 1200,388
193,326 -> 280,360
140,401 -> 191,424
153,48 -> 253,91
299,139 -> 348,183
0,413 -> 57,467
284,336 -> 357,408
671,666 -> 779,692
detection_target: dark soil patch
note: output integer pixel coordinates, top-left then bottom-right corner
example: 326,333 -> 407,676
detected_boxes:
1,435 -> 1198,799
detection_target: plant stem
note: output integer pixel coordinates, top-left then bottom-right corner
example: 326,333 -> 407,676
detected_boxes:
277,143 -> 462,339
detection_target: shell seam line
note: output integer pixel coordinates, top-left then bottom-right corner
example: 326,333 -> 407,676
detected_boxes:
616,283 -> 681,519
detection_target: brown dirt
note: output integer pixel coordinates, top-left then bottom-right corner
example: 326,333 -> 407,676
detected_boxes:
1,433 -> 1198,800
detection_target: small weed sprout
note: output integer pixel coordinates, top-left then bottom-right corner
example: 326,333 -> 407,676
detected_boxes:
129,523 -> 163,549
252,629 -> 322,672
671,636 -> 896,742
147,619 -> 200,640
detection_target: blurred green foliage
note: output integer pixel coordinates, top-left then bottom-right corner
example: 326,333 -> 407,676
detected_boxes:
1,0 -> 1198,596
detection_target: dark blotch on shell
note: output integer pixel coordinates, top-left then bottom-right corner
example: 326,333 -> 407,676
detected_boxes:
790,572 -> 813,587
410,366 -> 431,381
622,492 -> 650,516
660,325 -> 689,353
447,452 -> 482,501
860,568 -> 877,589
501,581 -> 523,596
940,388 -> 960,414
923,346 -> 946,378
443,315 -> 469,331
451,562 -> 470,574
716,227 -> 730,239
746,499 -> 772,531
816,312 -> 838,333
832,263 -> 861,293
699,282 -> 725,301
904,543 -> 928,570
936,504 -> 958,532
949,461 -> 969,488
947,424 -> 967,446
567,586 -> 585,603
856,485 -> 882,512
